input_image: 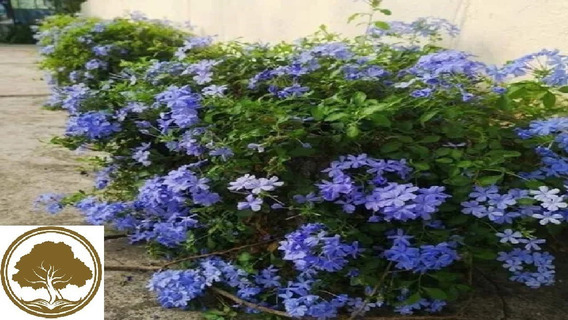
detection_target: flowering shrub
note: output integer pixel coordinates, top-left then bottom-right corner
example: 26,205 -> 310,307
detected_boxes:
35,14 -> 188,88
37,2 -> 568,318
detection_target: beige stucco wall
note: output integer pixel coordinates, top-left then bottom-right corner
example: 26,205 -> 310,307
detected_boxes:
80,0 -> 568,64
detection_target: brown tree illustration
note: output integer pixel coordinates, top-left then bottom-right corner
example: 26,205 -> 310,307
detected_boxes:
12,241 -> 92,304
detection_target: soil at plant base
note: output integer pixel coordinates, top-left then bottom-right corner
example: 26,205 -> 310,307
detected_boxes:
0,45 -> 566,320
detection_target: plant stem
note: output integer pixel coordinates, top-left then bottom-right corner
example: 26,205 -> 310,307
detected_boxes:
210,287 -> 292,318
161,240 -> 273,268
348,261 -> 393,320
104,240 -> 275,272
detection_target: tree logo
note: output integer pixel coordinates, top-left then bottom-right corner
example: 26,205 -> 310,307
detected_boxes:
1,227 -> 102,318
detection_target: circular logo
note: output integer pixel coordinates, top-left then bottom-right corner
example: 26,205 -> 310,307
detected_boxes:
1,227 -> 102,318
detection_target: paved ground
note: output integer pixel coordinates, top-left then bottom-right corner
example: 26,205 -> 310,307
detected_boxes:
0,45 -> 200,320
0,45 -> 566,320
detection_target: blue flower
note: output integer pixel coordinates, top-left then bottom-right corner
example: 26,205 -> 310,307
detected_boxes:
85,59 -> 106,70
247,143 -> 265,153
148,270 -> 206,308
469,186 -> 499,202
95,164 -> 117,189
155,85 -> 202,128
283,298 -> 308,317
278,224 -> 360,273
520,238 -> 546,251
410,88 -> 432,98
209,147 -> 234,161
182,59 -> 219,85
369,17 -> 459,38
255,266 -> 281,288
40,45 -> 55,55
34,193 -> 65,214
251,176 -> 284,194
293,192 -> 321,204
317,175 -> 354,201
237,195 -> 263,212
66,111 -> 120,139
277,83 -> 310,98
496,229 -> 523,244
174,36 -> 213,59
76,197 -> 129,225
532,211 -> 564,225
202,84 -> 228,97
133,143 -> 152,166
92,45 -> 112,56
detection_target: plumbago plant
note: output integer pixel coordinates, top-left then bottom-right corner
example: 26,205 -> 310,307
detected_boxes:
36,1 -> 568,319
35,13 -> 188,88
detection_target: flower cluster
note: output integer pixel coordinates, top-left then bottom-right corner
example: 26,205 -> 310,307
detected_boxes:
174,36 -> 213,59
496,230 -> 555,288
47,84 -> 92,113
155,85 -> 203,129
369,17 -> 460,39
229,174 -> 284,212
278,223 -> 360,273
490,49 -> 568,85
148,269 -> 206,308
396,50 -> 487,101
516,118 -> 568,179
462,185 -> 568,226
34,193 -> 65,214
313,154 -> 449,222
385,229 -> 459,273
65,111 -> 121,140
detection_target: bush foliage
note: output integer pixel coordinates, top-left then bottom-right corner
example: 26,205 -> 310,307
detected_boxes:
37,2 -> 568,318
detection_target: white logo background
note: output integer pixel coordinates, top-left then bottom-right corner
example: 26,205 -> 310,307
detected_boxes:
0,226 -> 104,320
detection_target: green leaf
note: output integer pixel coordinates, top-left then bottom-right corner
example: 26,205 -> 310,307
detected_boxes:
324,113 -> 349,122
486,150 -> 521,158
542,91 -> 556,108
496,95 -> 511,110
380,141 -> 402,153
456,284 -> 472,293
419,135 -> 441,143
369,114 -> 392,127
445,175 -> 472,187
374,21 -> 390,30
347,13 -> 360,23
507,85 -> 527,99
558,86 -> 568,93
456,160 -> 473,168
419,110 -> 440,125
435,148 -> 451,157
413,162 -> 430,170
238,252 -> 252,262
517,197 -> 535,205
352,91 -> 367,105
422,287 -> 448,300
477,174 -> 503,186
435,157 -> 453,164
346,124 -> 360,138
361,103 -> 388,116
379,9 -> 392,15
403,292 -> 422,305
311,105 -> 327,120
407,145 -> 429,157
